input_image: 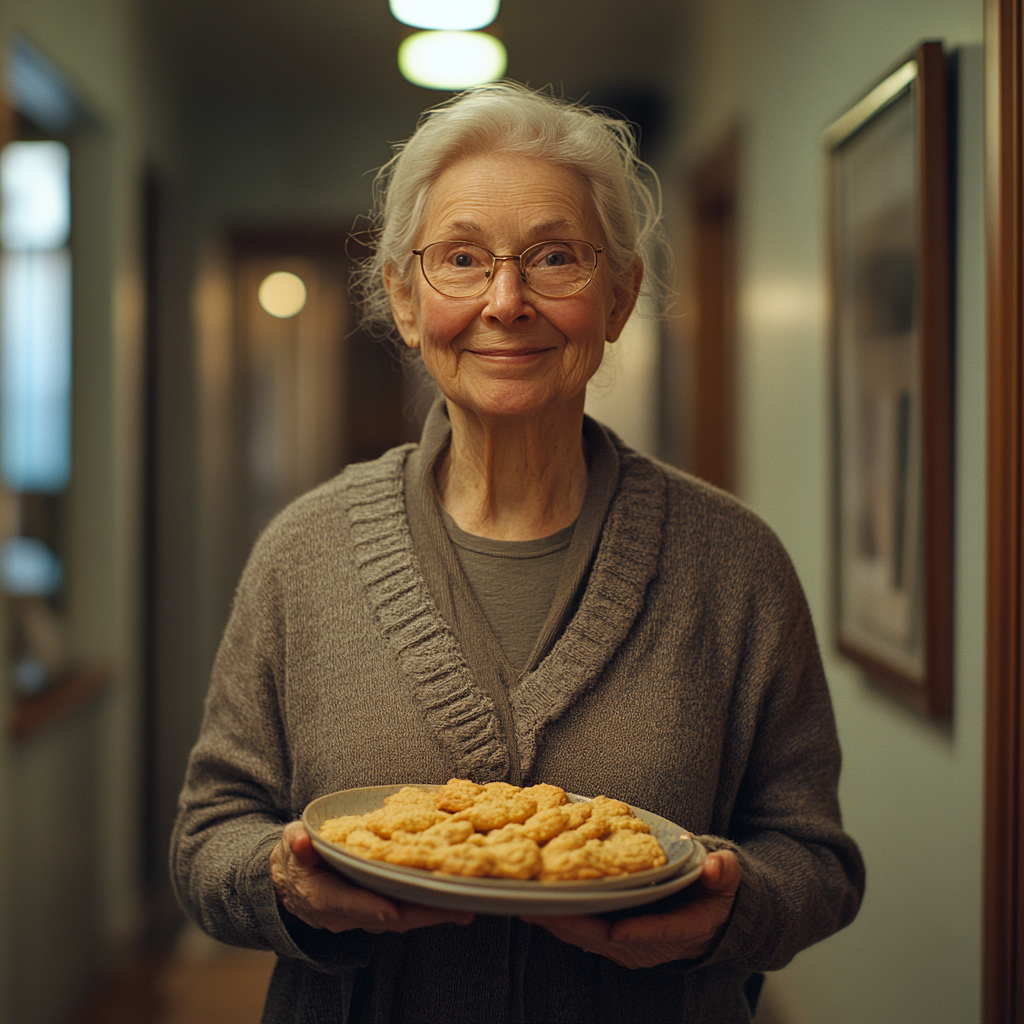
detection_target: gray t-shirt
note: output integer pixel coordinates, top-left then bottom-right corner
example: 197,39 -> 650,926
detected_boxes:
440,508 -> 574,673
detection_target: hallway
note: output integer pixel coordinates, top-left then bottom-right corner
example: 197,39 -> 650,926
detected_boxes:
76,926 -> 274,1024
0,2 -> 993,1023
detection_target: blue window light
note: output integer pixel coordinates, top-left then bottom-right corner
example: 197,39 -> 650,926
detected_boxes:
0,140 -> 72,494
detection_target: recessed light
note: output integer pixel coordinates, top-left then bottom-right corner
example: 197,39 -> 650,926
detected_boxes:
390,0 -> 499,31
398,31 -> 507,90
258,272 -> 307,318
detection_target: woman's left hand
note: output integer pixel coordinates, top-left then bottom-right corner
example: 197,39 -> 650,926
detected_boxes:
520,849 -> 741,970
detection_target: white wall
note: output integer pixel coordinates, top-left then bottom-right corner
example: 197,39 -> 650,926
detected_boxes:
665,4 -> 984,1023
585,301 -> 662,456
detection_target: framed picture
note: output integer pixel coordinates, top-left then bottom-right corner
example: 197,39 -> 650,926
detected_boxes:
826,41 -> 953,718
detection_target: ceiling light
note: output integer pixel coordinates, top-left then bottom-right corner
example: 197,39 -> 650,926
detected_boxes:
390,0 -> 499,31
258,272 -> 307,318
398,32 -> 507,90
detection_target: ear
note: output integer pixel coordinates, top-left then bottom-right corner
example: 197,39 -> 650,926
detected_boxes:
385,262 -> 421,349
605,258 -> 644,343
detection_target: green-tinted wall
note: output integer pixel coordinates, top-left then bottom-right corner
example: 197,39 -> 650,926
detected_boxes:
664,3 -> 984,1021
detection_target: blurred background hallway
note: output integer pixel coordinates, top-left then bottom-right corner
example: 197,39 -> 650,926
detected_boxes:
74,924 -> 274,1024
0,1 -> 991,1022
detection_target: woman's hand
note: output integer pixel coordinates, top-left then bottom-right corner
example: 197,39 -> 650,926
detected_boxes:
270,821 -> 475,934
521,849 -> 741,970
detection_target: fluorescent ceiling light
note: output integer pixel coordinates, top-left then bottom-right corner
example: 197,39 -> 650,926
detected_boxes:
258,271 -> 307,318
399,32 -> 507,90
390,0 -> 499,31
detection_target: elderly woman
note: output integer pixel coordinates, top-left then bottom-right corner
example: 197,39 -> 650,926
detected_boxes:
172,84 -> 864,1023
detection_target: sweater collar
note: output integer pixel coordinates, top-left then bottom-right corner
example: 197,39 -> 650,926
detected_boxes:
340,400 -> 666,780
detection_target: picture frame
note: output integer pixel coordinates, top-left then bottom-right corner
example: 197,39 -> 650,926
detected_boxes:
826,41 -> 953,718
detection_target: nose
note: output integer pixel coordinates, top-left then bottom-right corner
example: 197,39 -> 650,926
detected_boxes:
481,257 -> 535,326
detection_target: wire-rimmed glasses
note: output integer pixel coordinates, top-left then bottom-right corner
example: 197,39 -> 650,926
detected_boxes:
411,239 -> 604,299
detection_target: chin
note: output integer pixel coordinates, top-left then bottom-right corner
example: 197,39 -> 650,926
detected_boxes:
449,380 -> 581,422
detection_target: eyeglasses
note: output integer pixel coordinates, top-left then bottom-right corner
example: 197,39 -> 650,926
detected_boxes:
411,239 -> 604,299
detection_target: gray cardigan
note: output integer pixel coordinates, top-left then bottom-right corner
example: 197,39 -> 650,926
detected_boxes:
171,411 -> 864,1023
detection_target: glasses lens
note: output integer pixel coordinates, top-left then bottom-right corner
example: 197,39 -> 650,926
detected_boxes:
420,241 -> 492,297
521,241 -> 598,297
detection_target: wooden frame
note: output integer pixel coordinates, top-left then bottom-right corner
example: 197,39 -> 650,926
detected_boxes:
689,129 -> 739,493
826,41 -> 953,718
984,2 -> 1024,1019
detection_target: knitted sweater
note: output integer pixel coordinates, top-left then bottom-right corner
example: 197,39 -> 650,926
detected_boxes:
171,414 -> 864,1024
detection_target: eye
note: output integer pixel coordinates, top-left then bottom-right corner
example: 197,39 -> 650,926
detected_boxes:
438,243 -> 488,268
525,243 -> 578,269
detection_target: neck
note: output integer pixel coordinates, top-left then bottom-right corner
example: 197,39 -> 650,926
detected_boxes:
438,399 -> 589,540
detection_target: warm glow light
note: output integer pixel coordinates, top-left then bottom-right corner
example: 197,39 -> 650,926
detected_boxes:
390,0 -> 499,31
398,31 -> 507,90
258,271 -> 307,318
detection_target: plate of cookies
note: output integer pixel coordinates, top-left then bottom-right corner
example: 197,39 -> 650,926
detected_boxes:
302,779 -> 706,916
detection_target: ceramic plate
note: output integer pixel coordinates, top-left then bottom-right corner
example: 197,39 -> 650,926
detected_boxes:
302,784 -> 706,916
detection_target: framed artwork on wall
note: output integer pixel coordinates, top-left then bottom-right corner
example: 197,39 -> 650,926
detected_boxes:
825,41 -> 953,719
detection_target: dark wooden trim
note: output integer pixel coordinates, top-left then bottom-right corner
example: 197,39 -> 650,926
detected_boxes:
9,664 -> 111,740
984,2 -> 1024,1020
689,129 -> 740,493
916,41 -> 955,719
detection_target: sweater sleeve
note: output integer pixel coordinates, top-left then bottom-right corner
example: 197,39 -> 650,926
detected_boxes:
169,533 -> 377,972
693,550 -> 866,973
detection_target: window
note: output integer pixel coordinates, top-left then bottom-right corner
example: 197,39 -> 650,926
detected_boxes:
0,39 -> 78,698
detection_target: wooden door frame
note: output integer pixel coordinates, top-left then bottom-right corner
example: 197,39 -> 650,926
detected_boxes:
689,128 -> 740,493
985,1 -> 1024,1020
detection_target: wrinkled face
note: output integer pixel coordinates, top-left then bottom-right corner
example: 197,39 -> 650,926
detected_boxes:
386,152 -> 641,422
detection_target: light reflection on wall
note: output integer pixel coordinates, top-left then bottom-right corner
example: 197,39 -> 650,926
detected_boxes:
1,140 -> 72,494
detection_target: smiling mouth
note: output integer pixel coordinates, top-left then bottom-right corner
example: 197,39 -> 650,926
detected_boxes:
467,346 -> 554,358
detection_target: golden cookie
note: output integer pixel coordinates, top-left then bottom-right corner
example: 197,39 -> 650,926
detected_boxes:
452,799 -> 515,831
362,805 -> 448,838
589,795 -> 631,818
435,779 -> 486,812
384,786 -> 441,809
562,802 -> 595,829
482,824 -> 526,845
599,831 -> 667,874
540,839 -> 607,880
318,815 -> 365,844
520,783 -> 567,810
544,827 -> 589,853
420,818 -> 476,845
341,827 -> 390,860
434,842 -> 496,876
482,782 -> 522,800
489,838 -> 543,880
519,807 -> 569,844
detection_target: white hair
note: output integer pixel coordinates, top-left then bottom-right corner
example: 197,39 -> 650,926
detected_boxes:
352,81 -> 666,353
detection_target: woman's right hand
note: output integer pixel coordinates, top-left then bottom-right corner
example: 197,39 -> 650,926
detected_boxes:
270,821 -> 475,934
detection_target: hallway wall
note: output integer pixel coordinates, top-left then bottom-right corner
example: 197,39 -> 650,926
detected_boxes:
0,3 -> 182,1021
664,3 -> 984,1022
